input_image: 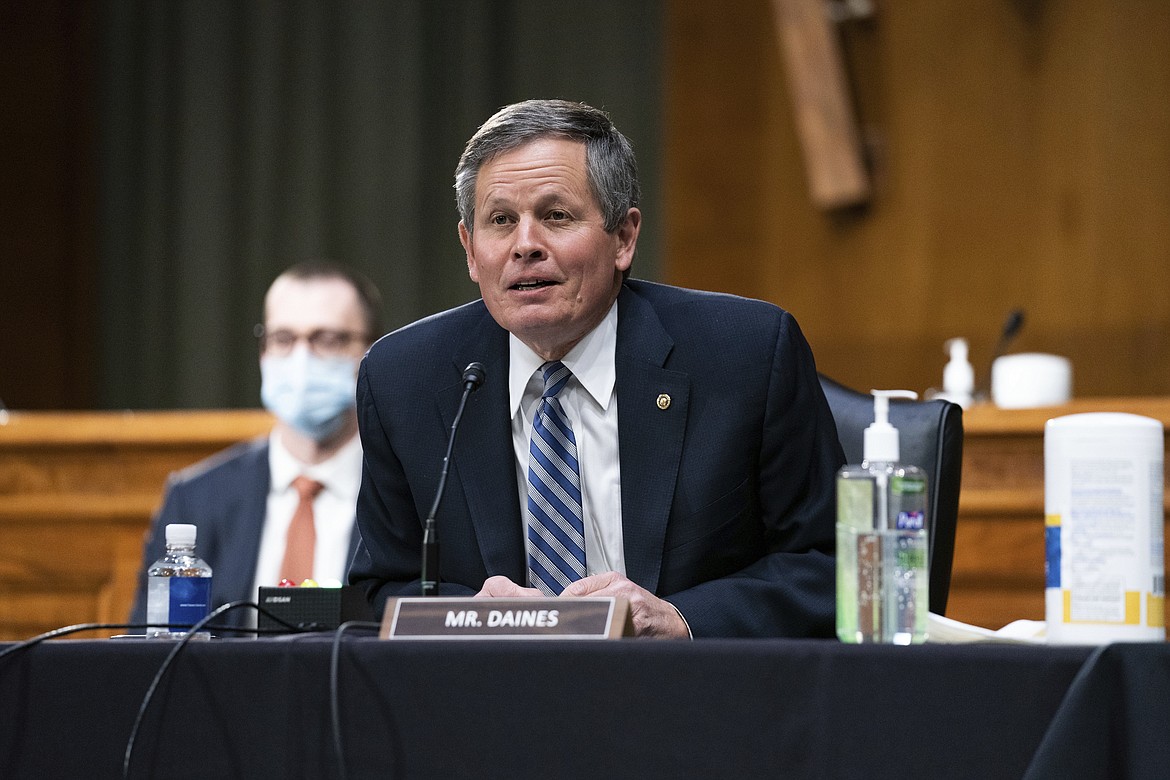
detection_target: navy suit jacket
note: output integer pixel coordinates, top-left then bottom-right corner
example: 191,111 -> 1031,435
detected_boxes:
349,279 -> 844,637
129,438 -> 361,631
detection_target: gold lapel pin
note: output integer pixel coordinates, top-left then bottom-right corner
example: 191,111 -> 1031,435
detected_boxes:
656,393 -> 671,410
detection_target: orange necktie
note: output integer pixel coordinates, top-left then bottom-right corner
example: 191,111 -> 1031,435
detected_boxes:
279,476 -> 323,584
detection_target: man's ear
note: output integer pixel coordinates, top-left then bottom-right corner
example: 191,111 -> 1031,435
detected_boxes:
614,208 -> 641,273
459,221 -> 479,282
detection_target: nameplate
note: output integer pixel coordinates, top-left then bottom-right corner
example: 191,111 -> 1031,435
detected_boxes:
380,596 -> 633,639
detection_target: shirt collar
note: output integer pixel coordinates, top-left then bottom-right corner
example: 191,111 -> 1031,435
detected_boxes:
508,300 -> 618,417
268,429 -> 364,497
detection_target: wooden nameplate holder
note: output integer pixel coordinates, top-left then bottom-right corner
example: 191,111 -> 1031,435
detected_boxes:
380,596 -> 634,639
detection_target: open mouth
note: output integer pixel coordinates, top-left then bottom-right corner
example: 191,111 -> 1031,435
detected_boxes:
512,280 -> 555,291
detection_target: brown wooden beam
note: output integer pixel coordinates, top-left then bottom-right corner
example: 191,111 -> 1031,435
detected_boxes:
772,0 -> 870,209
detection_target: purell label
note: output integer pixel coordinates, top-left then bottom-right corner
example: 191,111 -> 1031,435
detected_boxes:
896,510 -> 924,530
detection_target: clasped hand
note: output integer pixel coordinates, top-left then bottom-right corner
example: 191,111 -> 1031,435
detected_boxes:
475,572 -> 689,638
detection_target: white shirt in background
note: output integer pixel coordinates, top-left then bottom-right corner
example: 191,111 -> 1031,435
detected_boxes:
251,429 -> 363,596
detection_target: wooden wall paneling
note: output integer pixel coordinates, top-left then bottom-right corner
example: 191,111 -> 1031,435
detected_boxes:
665,0 -> 1170,400
771,0 -> 870,208
0,410 -> 272,640
5,400 -> 1170,636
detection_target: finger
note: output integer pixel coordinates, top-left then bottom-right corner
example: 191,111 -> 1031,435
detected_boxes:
560,571 -> 621,597
475,575 -> 524,597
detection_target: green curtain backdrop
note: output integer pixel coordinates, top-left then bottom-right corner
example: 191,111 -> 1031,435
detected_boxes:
98,0 -> 662,409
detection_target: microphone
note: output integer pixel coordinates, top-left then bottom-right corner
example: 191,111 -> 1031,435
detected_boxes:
982,308 -> 1025,400
992,309 -> 1026,362
421,362 -> 486,596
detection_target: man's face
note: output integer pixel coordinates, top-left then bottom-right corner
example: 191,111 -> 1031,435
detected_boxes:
262,276 -> 369,362
459,137 -> 640,360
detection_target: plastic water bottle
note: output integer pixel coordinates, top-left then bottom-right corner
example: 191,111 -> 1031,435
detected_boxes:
146,523 -> 213,639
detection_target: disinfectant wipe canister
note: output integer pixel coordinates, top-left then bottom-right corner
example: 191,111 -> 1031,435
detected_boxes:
1045,413 -> 1165,644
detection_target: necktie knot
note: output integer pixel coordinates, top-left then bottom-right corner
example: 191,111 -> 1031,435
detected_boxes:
541,361 -> 572,399
293,475 -> 324,501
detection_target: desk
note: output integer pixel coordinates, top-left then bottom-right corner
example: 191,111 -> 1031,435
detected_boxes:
4,400 -> 1169,638
0,409 -> 272,639
0,637 -> 1118,779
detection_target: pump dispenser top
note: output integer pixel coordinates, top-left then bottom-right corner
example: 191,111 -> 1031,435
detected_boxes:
863,390 -> 917,463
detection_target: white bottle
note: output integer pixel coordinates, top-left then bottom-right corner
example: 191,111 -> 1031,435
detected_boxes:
146,523 -> 213,639
939,337 -> 974,408
836,390 -> 930,644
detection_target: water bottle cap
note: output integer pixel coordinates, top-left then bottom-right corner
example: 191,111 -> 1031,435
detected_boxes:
165,523 -> 197,546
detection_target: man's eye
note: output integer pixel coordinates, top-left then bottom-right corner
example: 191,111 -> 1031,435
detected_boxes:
490,214 -> 511,225
547,210 -> 569,221
314,332 -> 345,349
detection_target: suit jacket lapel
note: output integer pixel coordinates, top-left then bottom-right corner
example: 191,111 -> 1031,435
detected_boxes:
615,286 -> 689,593
437,308 -> 526,579
223,442 -> 270,605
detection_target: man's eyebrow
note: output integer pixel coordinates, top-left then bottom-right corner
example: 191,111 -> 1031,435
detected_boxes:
478,186 -> 576,215
478,193 -> 513,212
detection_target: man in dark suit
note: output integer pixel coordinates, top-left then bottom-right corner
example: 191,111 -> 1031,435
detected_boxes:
349,100 -> 843,637
130,262 -> 381,631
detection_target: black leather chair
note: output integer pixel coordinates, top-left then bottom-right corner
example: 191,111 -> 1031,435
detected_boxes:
819,375 -> 964,615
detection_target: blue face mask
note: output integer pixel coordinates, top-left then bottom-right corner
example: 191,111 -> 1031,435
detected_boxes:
260,350 -> 358,442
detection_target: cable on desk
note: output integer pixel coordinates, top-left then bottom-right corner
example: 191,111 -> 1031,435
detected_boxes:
0,605 -> 314,664
330,620 -> 382,780
0,623 -> 133,661
0,604 -> 360,777
119,601 -> 342,778
122,602 -> 254,779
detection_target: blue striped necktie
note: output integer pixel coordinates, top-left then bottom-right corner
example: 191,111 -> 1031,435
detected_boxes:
526,361 -> 586,595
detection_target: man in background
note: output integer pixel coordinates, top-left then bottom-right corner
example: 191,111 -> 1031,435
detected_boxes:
130,262 -> 383,630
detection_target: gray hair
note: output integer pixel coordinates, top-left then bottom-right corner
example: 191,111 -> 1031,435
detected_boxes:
454,99 -> 640,236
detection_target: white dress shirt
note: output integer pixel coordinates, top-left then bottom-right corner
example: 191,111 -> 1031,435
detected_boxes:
509,302 -> 625,581
251,429 -> 363,595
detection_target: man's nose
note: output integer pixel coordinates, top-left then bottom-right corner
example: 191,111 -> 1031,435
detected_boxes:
511,216 -> 546,261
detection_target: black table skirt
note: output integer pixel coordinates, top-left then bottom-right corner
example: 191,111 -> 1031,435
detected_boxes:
0,636 -> 1141,779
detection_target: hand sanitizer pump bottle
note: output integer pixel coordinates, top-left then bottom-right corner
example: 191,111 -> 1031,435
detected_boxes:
836,390 -> 930,644
941,338 -> 974,409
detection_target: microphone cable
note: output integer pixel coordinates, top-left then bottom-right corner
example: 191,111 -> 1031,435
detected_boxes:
329,619 -> 381,780
120,601 -> 325,779
0,616 -> 314,664
122,601 -> 255,778
0,603 -> 358,777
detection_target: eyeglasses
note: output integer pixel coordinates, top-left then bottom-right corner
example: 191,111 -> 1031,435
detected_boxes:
255,325 -> 369,358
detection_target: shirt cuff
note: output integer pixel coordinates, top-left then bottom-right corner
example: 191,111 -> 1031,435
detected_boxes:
667,600 -> 694,639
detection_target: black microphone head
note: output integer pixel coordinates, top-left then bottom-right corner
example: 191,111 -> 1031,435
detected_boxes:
1002,309 -> 1025,341
462,362 -> 486,390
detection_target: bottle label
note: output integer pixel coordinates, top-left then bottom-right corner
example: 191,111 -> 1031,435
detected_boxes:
169,577 -> 212,626
891,475 -> 925,494
896,510 -> 924,530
